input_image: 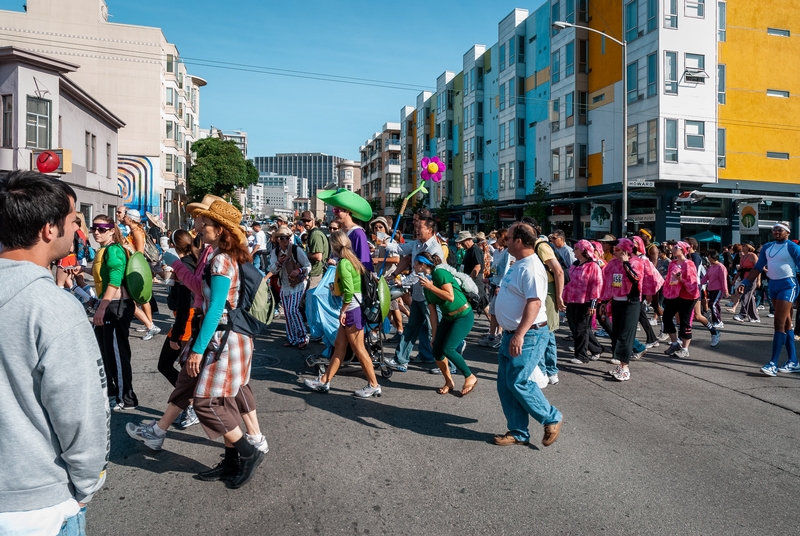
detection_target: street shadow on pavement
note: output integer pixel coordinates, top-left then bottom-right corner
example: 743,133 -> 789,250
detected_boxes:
269,386 -> 496,444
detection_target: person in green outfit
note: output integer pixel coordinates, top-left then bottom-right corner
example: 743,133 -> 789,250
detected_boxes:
415,252 -> 478,396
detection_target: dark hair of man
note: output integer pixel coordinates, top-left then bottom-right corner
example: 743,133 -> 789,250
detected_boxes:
708,249 -> 719,261
416,208 -> 432,220
416,251 -> 442,266
520,216 -> 541,237
419,215 -> 436,232
552,229 -> 565,239
684,237 -> 699,250
0,170 -> 77,249
92,214 -> 124,245
510,223 -> 538,248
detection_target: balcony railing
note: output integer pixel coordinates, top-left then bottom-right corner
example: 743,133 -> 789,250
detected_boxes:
387,159 -> 400,166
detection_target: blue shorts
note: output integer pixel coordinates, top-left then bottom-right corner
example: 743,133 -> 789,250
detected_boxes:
769,277 -> 798,303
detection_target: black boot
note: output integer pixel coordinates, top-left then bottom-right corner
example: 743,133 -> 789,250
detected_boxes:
226,449 -> 264,489
198,448 -> 238,482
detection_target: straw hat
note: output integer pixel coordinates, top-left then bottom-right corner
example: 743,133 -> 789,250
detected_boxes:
273,225 -> 293,238
187,194 -> 226,216
475,232 -> 487,241
370,216 -> 389,230
598,233 -> 616,242
146,211 -> 166,232
454,230 -> 473,243
195,200 -> 245,244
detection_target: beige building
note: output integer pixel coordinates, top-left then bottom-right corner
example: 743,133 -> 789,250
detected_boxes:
359,123 -> 401,215
0,0 -> 205,228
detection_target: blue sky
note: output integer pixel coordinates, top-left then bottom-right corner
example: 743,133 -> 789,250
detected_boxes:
2,0 -> 546,161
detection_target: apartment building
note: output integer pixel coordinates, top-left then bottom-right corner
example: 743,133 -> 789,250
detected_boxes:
254,153 -> 346,200
1,0 -> 205,229
359,123 -> 402,216
0,47 -> 123,223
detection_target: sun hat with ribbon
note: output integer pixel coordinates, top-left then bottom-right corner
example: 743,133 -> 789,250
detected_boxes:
187,194 -> 226,216
454,230 -> 473,243
195,200 -> 245,244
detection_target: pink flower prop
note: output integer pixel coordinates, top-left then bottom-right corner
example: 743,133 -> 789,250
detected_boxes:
420,156 -> 446,183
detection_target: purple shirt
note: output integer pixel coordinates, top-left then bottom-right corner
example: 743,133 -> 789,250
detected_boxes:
347,226 -> 374,272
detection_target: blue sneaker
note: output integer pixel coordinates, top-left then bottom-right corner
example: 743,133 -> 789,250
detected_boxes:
596,328 -> 609,338
777,361 -> 800,373
760,363 -> 778,377
383,357 -> 407,372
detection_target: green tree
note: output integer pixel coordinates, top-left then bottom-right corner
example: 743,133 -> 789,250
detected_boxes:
479,196 -> 497,230
434,196 -> 453,232
187,137 -> 258,201
367,198 -> 383,217
524,179 -> 550,227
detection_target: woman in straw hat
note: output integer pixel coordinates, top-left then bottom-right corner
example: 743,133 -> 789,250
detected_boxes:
267,225 -> 311,348
304,231 -> 382,398
127,200 -> 265,488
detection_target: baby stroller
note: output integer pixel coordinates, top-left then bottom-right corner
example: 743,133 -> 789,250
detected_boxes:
305,265 -> 393,379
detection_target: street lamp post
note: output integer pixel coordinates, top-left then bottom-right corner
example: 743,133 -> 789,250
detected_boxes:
553,21 -> 628,233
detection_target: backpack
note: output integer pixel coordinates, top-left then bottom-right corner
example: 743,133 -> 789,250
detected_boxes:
121,248 -> 153,304
434,264 -> 482,310
536,240 -> 571,284
204,260 -> 274,337
142,237 -> 161,264
445,244 -> 458,268
359,271 -> 382,325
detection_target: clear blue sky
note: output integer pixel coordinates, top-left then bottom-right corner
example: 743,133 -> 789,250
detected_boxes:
2,0 -> 546,161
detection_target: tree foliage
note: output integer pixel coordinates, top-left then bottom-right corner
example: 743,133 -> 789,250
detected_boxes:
367,198 -> 383,216
187,137 -> 258,201
524,179 -> 550,227
479,195 -> 497,230
434,196 -> 453,232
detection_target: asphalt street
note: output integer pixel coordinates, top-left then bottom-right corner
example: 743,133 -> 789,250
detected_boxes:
87,289 -> 800,535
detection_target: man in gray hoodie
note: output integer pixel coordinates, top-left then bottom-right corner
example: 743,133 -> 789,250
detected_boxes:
0,170 -> 109,534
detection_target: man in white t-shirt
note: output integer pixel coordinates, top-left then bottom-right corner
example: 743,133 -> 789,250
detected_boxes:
251,222 -> 268,273
492,222 -> 563,448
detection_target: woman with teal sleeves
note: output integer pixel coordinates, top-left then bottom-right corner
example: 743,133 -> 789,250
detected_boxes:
416,252 -> 477,396
305,231 -> 382,398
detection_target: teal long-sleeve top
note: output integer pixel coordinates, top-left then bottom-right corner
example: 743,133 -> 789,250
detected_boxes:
191,274 -> 232,354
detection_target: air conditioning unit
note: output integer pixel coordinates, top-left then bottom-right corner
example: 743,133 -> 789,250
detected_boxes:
30,148 -> 73,174
637,94 -> 644,101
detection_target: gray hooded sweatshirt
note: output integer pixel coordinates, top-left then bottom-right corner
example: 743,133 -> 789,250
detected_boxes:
0,259 -> 109,512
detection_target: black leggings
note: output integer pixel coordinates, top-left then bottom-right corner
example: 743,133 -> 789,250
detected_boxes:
95,299 -> 137,405
610,299 -> 641,365
638,301 -> 657,343
567,302 -> 604,359
662,297 -> 697,340
157,337 -> 181,387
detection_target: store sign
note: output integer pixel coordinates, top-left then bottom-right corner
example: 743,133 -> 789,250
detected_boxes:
631,213 -> 656,222
739,203 -> 759,235
627,180 -> 655,188
498,210 -> 516,221
589,203 -> 612,232
680,216 -> 729,225
462,211 -> 476,224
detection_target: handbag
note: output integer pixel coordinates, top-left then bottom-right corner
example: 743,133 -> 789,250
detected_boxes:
282,245 -> 303,287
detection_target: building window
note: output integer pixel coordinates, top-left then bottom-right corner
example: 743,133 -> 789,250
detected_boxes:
552,1 -> 561,36
551,50 -> 560,83
625,1 -> 639,42
471,137 -> 476,161
627,61 -> 639,103
500,44 -> 506,71
551,98 -> 560,132
1,95 -> 11,147
106,143 -> 112,178
565,145 -> 575,179
508,161 -> 515,189
686,0 -> 705,18
26,97 -> 50,150
477,136 -> 484,159
579,39 -> 589,73
509,37 -> 516,66
664,51 -> 678,94
767,89 -> 790,98
647,0 -> 658,31
627,125 -> 638,165
718,128 -> 726,168
566,0 -> 575,23
477,172 -> 483,189
166,121 -> 174,140
507,80 -> 514,108
578,0 -> 588,22
166,54 -> 174,73
518,161 -> 525,188
477,102 -> 483,125
767,152 -> 790,160
518,36 -> 526,63
665,0 -> 678,28
718,65 -> 726,104
518,118 -> 526,146
166,88 -> 174,106
665,119 -> 678,162
647,120 -> 657,163
165,153 -> 173,173
552,149 -> 560,180
578,91 -> 588,124
499,163 -> 506,190
718,1 -> 726,41
767,28 -> 790,37
579,144 -> 588,177
565,41 -> 575,77
499,83 -> 506,111
85,132 -> 96,173
499,123 -> 506,150
647,53 -> 657,97
176,158 -> 183,178
685,120 -> 705,149
685,53 -> 705,71
566,92 -> 575,127
509,120 -> 515,148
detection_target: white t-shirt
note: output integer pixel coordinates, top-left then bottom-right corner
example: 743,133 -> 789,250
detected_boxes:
495,253 -> 548,331
0,498 -> 79,536
254,230 -> 267,252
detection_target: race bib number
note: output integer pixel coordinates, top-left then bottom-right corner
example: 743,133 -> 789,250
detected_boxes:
612,273 -> 623,288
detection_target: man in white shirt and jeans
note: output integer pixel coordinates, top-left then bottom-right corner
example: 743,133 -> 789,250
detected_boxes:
251,222 -> 268,273
493,222 -> 563,447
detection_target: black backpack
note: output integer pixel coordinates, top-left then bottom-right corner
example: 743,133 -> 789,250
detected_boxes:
536,241 -> 571,284
359,271 -> 381,324
204,260 -> 273,338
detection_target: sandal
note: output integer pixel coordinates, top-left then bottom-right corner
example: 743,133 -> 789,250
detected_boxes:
461,378 -> 478,397
298,341 -> 308,350
283,342 -> 295,347
437,384 -> 454,395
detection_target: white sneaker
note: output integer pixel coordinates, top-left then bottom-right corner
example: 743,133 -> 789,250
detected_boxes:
548,374 -> 559,385
711,333 -> 721,347
673,347 -> 690,358
733,315 -> 746,323
610,358 -> 621,365
142,324 -> 161,341
304,378 -> 330,393
657,332 -> 670,342
750,318 -> 761,323
777,361 -> 800,373
649,318 -> 659,326
126,422 -> 165,451
712,322 -> 725,329
645,341 -> 660,349
354,384 -> 382,398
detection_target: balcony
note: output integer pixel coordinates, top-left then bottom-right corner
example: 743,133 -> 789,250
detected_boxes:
386,138 -> 401,148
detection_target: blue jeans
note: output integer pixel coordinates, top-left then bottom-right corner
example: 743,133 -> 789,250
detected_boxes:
395,300 -> 435,364
543,330 -> 558,376
58,507 -> 86,536
497,330 -> 562,442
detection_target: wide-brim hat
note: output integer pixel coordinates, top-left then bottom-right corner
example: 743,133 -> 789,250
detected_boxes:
273,225 -> 293,238
475,232 -> 487,241
370,216 -> 389,230
195,200 -> 245,244
454,230 -> 473,243
318,188 -> 373,222
146,211 -> 166,232
598,234 -> 617,242
187,194 -> 226,216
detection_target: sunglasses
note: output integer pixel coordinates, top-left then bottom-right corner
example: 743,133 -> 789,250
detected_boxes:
278,236 -> 290,240
332,207 -> 349,215
90,226 -> 113,233
302,219 -> 313,223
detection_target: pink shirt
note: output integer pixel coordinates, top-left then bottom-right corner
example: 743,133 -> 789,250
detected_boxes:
172,245 -> 213,308
638,254 -> 665,296
563,261 -> 603,304
701,262 -> 729,294
662,259 -> 700,300
601,256 -> 645,301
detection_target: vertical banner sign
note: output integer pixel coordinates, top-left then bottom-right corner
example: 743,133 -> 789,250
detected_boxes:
739,203 -> 759,235
590,203 -> 612,232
